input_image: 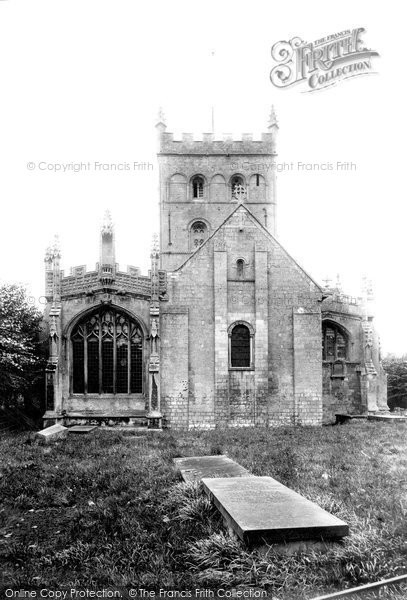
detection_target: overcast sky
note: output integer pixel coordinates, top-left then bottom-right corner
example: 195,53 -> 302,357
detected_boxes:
0,0 -> 405,355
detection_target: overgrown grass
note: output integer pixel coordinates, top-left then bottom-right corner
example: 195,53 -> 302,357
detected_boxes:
1,422 -> 406,599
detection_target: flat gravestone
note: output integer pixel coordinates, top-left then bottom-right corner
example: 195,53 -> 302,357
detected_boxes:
368,414 -> 407,422
202,476 -> 349,545
68,425 -> 98,434
35,424 -> 68,444
174,455 -> 253,483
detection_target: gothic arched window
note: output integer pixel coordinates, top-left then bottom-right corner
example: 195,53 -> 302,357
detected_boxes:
322,322 -> 348,361
192,175 -> 204,199
190,220 -> 208,249
71,309 -> 143,395
229,322 -> 253,369
231,175 -> 246,201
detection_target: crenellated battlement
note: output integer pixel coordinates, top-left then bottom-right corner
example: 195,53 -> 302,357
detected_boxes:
45,263 -> 168,301
156,108 -> 279,271
58,264 -> 152,299
66,263 -> 142,279
159,131 -> 276,155
321,292 -> 364,321
323,292 -> 362,306
156,106 -> 278,156
44,212 -> 168,302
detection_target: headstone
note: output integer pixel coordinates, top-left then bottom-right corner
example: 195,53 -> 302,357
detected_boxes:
202,476 -> 349,545
68,425 -> 98,434
35,424 -> 68,444
174,455 -> 253,483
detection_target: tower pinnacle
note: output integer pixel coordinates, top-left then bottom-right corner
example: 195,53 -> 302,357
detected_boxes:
101,209 -> 113,235
99,211 -> 115,284
268,105 -> 278,130
156,107 -> 166,128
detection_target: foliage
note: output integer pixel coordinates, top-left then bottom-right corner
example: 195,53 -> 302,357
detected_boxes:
0,283 -> 45,410
0,424 -> 407,598
383,355 -> 407,410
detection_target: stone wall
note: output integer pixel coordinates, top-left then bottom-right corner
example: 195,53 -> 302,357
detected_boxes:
160,204 -> 324,429
158,131 -> 278,273
44,292 -> 151,416
321,296 -> 387,420
322,363 -> 363,424
160,310 -> 190,428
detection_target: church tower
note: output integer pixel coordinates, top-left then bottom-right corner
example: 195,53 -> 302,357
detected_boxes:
157,109 -> 279,271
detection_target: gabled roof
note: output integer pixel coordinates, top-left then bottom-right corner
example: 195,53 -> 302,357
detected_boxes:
175,202 -> 323,293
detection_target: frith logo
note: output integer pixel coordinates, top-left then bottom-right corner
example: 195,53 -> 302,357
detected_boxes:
270,28 -> 379,92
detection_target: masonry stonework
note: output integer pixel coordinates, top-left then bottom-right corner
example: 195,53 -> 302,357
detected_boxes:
42,109 -> 388,429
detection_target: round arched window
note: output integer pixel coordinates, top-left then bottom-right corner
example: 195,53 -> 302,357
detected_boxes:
230,323 -> 252,368
192,176 -> 204,199
231,175 -> 246,201
190,221 -> 208,249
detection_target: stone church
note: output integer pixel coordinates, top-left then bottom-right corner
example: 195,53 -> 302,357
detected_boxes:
42,109 -> 388,429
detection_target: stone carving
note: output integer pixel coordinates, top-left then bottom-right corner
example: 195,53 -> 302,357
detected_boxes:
147,234 -> 162,426
233,183 -> 246,202
150,318 -> 159,355
101,210 -> 113,235
214,239 -> 226,251
149,354 -> 159,373
49,315 -> 58,340
150,300 -> 159,316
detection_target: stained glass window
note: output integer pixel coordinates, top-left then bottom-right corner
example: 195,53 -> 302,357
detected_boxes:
322,323 -> 348,361
71,309 -> 143,394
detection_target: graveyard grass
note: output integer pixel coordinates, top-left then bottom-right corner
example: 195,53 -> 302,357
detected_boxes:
1,423 -> 407,600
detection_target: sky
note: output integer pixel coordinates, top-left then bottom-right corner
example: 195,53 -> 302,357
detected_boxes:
0,0 -> 405,355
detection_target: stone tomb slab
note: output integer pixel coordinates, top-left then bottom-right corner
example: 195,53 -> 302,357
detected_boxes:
35,424 -> 68,444
202,476 -> 349,545
68,425 -> 98,434
174,455 -> 253,483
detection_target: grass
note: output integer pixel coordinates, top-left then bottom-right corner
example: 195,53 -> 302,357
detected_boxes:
0,422 -> 407,599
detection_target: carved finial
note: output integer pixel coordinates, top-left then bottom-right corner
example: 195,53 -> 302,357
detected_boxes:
362,275 -> 374,301
45,235 -> 61,260
335,273 -> 342,292
45,245 -> 53,262
268,105 -> 278,129
157,107 -> 166,126
151,233 -> 160,259
322,276 -> 332,289
101,210 -> 113,235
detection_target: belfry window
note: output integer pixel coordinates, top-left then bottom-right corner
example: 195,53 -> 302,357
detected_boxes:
229,323 -> 253,369
190,221 -> 208,249
192,176 -> 204,199
231,175 -> 246,201
71,309 -> 143,394
322,323 -> 348,361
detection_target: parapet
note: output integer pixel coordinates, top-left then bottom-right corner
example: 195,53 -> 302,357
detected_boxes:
156,107 -> 279,156
158,131 -> 276,155
322,291 -> 364,319
58,264 -> 152,299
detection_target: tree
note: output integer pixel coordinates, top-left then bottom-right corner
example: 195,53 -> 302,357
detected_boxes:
0,283 -> 46,412
382,355 -> 407,411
